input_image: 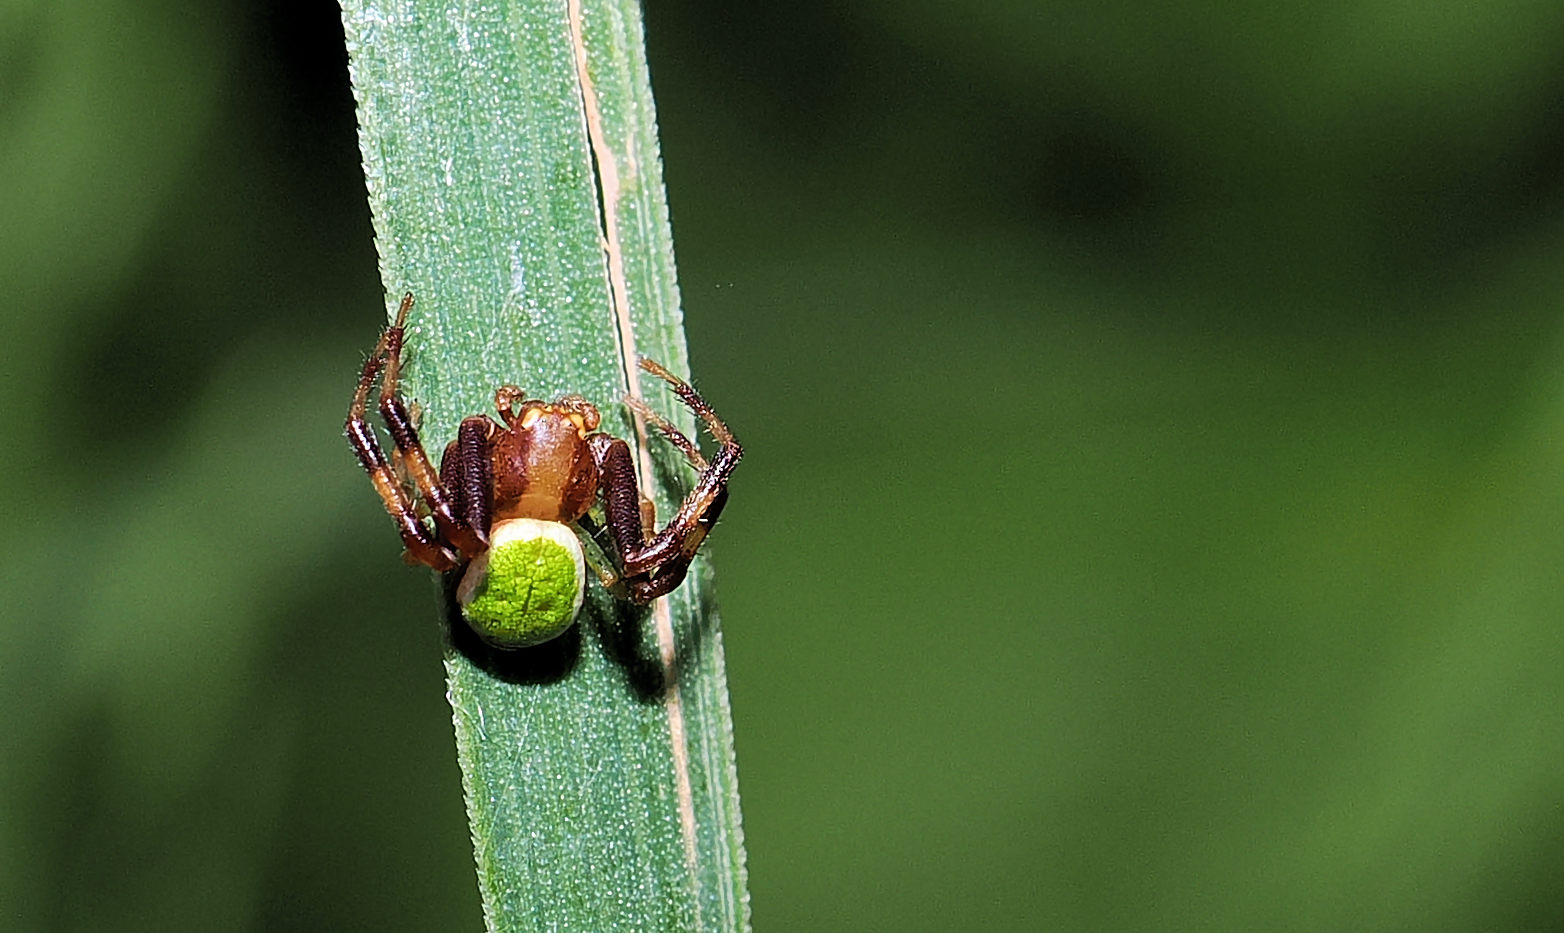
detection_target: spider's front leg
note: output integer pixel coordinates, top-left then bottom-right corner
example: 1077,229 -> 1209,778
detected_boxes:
588,360 -> 742,603
345,293 -> 487,569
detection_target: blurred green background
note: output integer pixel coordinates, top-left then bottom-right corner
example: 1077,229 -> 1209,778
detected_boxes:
5,0 -> 1564,929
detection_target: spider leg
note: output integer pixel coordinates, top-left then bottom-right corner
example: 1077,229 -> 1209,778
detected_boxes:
625,395 -> 707,471
638,356 -> 737,457
346,294 -> 458,570
575,513 -> 634,598
371,296 -> 488,558
621,489 -> 729,602
347,293 -> 487,569
588,362 -> 741,601
440,416 -> 495,541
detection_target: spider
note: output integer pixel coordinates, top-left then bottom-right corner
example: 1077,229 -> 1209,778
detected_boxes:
345,293 -> 742,648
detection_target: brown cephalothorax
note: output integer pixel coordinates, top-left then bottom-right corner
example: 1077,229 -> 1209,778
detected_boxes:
345,293 -> 742,647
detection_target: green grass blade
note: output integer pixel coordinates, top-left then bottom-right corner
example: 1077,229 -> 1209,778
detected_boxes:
337,1 -> 750,929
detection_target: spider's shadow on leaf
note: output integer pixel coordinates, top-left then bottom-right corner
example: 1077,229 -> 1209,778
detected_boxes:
584,585 -> 666,703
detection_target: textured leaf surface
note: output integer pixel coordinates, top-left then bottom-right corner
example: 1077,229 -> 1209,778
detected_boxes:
338,1 -> 749,929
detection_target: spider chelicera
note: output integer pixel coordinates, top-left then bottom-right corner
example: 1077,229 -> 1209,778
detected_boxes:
345,293 -> 742,648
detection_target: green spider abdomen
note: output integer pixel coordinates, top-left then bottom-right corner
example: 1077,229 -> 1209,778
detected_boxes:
455,518 -> 586,648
